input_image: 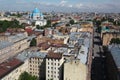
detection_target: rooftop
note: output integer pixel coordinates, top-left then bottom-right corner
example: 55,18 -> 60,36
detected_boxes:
0,41 -> 13,50
0,58 -> 23,79
46,51 -> 62,59
16,48 -> 47,61
109,45 -> 120,69
8,33 -> 27,43
68,32 -> 92,64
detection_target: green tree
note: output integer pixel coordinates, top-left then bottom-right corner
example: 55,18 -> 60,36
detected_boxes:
66,24 -> 70,26
30,38 -> 37,46
36,25 -> 44,29
96,20 -> 101,27
43,20 -> 51,28
110,38 -> 115,44
0,20 -> 25,32
19,71 -> 38,80
32,22 -> 35,26
36,25 -> 40,29
69,19 -> 75,25
97,26 -> 101,33
110,38 -> 120,44
46,20 -> 51,27
52,22 -> 58,27
116,38 -> 120,44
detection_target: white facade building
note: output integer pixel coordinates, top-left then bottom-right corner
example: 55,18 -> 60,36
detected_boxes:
46,52 -> 64,80
29,8 -> 47,26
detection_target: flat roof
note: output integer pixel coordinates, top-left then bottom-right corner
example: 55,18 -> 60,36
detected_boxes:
16,49 -> 47,61
69,32 -> 92,64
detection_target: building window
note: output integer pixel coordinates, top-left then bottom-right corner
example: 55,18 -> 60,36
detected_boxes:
58,63 -> 60,66
51,62 -> 53,65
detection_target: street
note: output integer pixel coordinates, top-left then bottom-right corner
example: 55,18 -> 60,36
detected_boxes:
91,29 -> 107,80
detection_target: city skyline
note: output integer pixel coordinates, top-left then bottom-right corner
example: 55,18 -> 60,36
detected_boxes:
0,0 -> 120,12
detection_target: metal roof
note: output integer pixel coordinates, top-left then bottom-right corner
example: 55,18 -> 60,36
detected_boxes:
16,49 -> 47,61
68,32 -> 92,64
8,33 -> 27,43
0,41 -> 13,50
109,45 -> 120,68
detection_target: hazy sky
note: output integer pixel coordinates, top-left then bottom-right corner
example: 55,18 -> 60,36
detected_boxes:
0,0 -> 120,12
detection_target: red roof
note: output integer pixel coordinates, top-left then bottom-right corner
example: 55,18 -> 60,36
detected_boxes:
0,58 -> 23,79
25,28 -> 33,35
38,42 -> 50,50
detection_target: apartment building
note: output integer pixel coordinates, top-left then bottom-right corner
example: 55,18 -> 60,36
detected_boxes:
16,48 -> 47,80
64,59 -> 87,80
46,51 -> 64,80
106,45 -> 120,80
0,58 -> 24,80
29,56 -> 46,80
0,32 -> 30,63
102,32 -> 120,46
67,32 -> 93,80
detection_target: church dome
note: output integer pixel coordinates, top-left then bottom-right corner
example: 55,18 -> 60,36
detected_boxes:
33,8 -> 40,13
30,8 -> 44,20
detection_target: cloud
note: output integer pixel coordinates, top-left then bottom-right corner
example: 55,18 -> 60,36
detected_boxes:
0,0 -> 120,12
68,4 -> 73,8
60,0 -> 67,6
75,3 -> 83,8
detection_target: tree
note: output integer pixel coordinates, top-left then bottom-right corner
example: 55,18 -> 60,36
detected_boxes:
96,20 -> 101,27
30,38 -> 37,46
97,26 -> 101,33
0,20 -> 25,32
69,19 -> 75,25
19,71 -> 38,80
116,38 -> 120,44
46,20 -> 51,27
36,25 -> 44,29
110,38 -> 116,44
110,38 -> 120,44
36,25 -> 40,29
52,22 -> 58,27
32,22 -> 35,26
43,20 -> 51,28
66,24 -> 70,26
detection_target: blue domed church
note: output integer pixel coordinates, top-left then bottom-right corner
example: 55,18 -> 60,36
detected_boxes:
29,8 -> 47,26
